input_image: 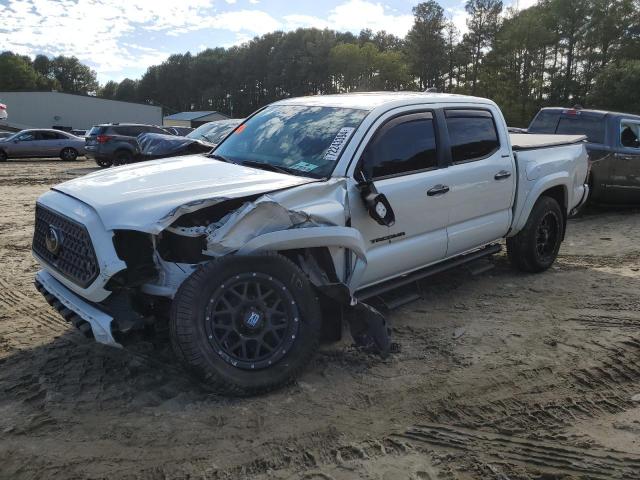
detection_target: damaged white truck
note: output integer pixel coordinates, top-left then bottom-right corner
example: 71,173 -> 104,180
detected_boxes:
33,92 -> 589,394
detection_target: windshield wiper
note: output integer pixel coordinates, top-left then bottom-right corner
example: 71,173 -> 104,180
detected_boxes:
206,153 -> 236,164
240,160 -> 300,176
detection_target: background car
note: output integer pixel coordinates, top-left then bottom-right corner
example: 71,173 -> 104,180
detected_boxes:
85,123 -> 168,168
0,103 -> 7,121
0,131 -> 14,140
136,119 -> 242,162
0,129 -> 85,161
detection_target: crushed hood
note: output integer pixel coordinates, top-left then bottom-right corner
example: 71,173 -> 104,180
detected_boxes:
54,155 -> 316,233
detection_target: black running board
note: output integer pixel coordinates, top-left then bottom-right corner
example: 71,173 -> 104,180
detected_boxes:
356,244 -> 502,301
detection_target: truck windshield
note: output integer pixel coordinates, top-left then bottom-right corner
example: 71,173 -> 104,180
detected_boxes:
212,105 -> 368,178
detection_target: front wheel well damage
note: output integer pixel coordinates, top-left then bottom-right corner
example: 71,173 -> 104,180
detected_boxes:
277,247 -> 345,342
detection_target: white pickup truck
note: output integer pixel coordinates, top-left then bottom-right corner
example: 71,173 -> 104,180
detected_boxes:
33,92 -> 589,394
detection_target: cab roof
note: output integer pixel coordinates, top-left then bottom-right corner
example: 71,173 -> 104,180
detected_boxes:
273,91 -> 496,111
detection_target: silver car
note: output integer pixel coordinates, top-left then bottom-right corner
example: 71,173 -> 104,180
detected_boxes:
0,129 -> 85,161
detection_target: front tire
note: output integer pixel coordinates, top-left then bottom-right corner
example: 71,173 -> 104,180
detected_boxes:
60,147 -> 78,161
170,254 -> 321,395
507,196 -> 564,273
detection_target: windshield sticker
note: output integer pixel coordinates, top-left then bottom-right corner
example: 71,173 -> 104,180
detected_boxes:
290,161 -> 320,172
323,127 -> 355,161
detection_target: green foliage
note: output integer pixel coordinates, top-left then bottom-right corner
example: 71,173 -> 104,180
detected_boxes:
405,1 -> 446,89
0,52 -> 43,90
589,60 -> 640,114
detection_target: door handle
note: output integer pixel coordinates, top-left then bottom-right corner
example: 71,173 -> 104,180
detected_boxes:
427,184 -> 450,196
495,170 -> 512,180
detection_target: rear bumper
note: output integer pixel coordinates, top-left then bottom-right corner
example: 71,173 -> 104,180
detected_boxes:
35,269 -> 121,348
570,183 -> 590,216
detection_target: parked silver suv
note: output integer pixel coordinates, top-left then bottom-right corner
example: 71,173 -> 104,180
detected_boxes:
0,129 -> 85,161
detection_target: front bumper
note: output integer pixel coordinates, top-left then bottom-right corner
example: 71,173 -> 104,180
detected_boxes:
35,269 -> 121,348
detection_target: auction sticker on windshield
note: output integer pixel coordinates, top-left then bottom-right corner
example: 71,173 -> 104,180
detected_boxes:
290,161 -> 320,173
323,127 -> 355,162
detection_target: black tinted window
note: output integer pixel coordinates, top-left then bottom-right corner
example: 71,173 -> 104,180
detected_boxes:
446,113 -> 499,163
114,126 -> 143,136
364,117 -> 437,179
556,116 -> 605,143
39,131 -> 59,140
528,110 -> 560,133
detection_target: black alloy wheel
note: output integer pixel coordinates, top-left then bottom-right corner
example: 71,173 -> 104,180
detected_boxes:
205,272 -> 300,370
170,254 -> 321,395
535,211 -> 561,264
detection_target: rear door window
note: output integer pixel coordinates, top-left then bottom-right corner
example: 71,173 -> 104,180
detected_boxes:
445,110 -> 500,164
39,131 -> 60,140
363,113 -> 438,179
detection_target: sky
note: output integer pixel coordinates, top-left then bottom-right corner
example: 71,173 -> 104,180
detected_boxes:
0,0 -> 537,84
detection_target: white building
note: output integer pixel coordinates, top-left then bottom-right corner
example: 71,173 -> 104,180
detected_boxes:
0,91 -> 163,131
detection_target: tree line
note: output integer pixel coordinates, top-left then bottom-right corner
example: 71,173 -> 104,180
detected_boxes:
1,0 -> 639,126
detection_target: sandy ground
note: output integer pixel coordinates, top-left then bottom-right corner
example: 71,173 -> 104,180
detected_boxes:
1,158 -> 640,480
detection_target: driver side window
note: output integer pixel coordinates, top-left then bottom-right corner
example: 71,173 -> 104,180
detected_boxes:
361,113 -> 438,180
621,120 -> 640,149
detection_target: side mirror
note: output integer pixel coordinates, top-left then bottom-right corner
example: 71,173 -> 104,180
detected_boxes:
355,169 -> 395,227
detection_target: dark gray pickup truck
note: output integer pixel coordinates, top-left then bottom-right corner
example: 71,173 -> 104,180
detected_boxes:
528,107 -> 640,204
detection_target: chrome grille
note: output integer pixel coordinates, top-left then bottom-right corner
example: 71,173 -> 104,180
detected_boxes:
32,205 -> 99,288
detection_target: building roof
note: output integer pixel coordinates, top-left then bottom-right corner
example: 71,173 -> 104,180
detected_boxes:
164,111 -> 226,121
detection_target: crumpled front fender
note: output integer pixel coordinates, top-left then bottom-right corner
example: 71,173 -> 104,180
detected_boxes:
238,225 -> 369,290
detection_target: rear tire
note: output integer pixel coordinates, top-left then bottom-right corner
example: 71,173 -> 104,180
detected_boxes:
113,150 -> 133,166
170,254 -> 321,396
96,158 -> 112,168
507,196 -> 564,273
60,147 -> 78,161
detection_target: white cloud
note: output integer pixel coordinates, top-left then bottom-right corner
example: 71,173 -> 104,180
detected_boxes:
0,0 -> 284,81
283,14 -> 330,31
328,0 -> 414,38
284,0 -> 414,38
205,10 -> 281,35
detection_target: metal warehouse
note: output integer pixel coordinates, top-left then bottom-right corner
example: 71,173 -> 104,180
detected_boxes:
0,91 -> 163,131
163,111 -> 229,128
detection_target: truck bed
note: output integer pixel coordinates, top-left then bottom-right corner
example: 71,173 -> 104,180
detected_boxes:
510,133 -> 586,151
